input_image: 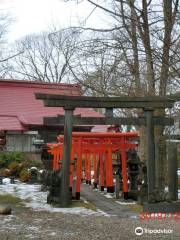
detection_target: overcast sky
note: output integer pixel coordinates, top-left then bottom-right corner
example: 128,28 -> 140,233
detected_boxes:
0,0 -> 110,42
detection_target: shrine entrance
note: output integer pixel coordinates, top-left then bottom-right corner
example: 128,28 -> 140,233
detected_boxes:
36,93 -> 178,207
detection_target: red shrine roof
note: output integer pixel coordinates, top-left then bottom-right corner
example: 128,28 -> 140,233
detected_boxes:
0,79 -> 103,131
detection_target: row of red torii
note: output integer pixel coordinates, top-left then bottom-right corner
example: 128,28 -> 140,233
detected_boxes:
47,132 -> 139,200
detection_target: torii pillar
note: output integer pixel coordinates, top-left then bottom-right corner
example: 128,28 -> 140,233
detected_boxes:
59,107 -> 74,207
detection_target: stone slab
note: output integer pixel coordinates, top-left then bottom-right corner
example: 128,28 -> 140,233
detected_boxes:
143,202 -> 180,213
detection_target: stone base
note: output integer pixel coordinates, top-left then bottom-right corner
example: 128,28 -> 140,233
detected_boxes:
128,190 -> 139,201
124,192 -> 128,199
100,186 -> 104,192
143,202 -> 180,213
75,192 -> 80,200
107,186 -> 114,193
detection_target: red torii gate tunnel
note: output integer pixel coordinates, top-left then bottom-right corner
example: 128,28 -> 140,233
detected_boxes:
47,132 -> 138,200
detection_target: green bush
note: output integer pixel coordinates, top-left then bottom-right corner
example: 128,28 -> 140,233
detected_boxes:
25,158 -> 43,169
0,151 -> 43,181
0,151 -> 26,168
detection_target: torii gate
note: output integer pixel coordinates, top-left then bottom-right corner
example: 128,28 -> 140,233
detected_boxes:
35,93 -> 178,207
56,132 -> 138,199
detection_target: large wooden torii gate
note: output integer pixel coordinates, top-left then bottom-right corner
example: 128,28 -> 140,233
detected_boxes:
35,93 -> 178,207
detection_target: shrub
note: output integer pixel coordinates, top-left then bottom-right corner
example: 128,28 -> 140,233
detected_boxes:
0,152 -> 10,168
19,169 -> 31,182
10,151 -> 26,163
25,158 -> 43,169
0,151 -> 43,181
8,161 -> 26,177
0,168 -> 10,177
0,151 -> 26,168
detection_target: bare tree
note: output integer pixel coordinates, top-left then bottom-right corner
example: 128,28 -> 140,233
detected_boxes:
67,0 -> 180,96
5,28 -> 80,82
65,0 -> 180,199
69,35 -> 133,96
0,12 -> 18,77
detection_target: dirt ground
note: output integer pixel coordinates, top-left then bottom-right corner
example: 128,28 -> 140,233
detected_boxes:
0,205 -> 180,240
0,182 -> 179,240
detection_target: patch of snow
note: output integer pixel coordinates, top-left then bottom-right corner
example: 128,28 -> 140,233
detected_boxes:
49,232 -> 56,236
115,200 -> 136,205
93,188 -> 98,191
104,194 -> 113,199
96,209 -> 111,217
1,215 -> 16,224
0,182 -> 108,216
27,226 -> 39,231
2,178 -> 11,184
130,215 -> 139,219
24,234 -> 34,239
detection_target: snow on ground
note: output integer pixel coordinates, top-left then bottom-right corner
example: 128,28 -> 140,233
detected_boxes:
104,193 -> 113,199
0,178 -> 179,217
115,201 -> 136,205
0,179 -> 107,216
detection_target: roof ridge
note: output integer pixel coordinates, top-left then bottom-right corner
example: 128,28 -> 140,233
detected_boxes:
0,79 -> 80,90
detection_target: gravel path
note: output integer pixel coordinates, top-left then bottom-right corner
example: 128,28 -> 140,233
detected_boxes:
0,209 -> 180,240
80,183 -> 138,218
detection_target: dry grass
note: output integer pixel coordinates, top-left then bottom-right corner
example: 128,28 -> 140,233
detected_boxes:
128,203 -> 143,213
70,199 -> 97,211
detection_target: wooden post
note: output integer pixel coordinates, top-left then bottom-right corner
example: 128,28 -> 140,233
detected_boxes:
99,153 -> 104,191
105,108 -> 113,117
167,142 -> 178,201
120,137 -> 128,199
106,140 -> 114,193
93,152 -> 98,188
59,107 -> 74,207
52,146 -> 56,170
84,150 -> 89,184
144,108 -> 155,203
69,145 -> 75,192
115,174 -> 120,199
75,139 -> 82,200
87,152 -> 91,185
